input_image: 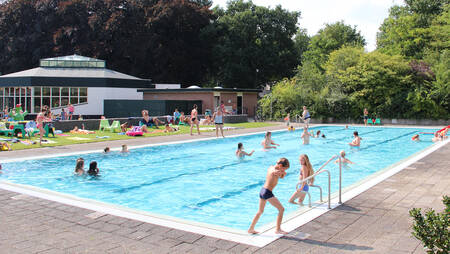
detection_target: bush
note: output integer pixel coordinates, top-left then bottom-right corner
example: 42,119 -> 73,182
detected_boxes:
409,196 -> 450,254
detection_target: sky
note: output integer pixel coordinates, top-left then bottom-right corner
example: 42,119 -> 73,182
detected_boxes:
212,0 -> 405,51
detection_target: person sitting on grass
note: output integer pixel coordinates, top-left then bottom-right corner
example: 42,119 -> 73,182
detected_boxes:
87,161 -> 99,176
120,122 -> 129,133
140,110 -> 163,132
74,158 -> 85,175
164,124 -> 178,133
179,111 -> 190,125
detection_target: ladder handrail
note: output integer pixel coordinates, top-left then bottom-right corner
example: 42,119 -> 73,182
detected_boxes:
295,155 -> 336,187
295,155 -> 338,209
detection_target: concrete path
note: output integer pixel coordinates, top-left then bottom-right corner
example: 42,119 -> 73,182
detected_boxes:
0,124 -> 448,253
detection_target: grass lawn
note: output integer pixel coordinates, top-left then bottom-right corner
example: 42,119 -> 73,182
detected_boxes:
1,122 -> 274,151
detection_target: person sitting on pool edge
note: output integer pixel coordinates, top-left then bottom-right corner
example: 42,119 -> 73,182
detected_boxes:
236,143 -> 254,158
261,131 -> 279,150
140,109 -> 163,132
248,158 -> 290,235
349,131 -> 361,147
335,150 -> 353,164
87,161 -> 99,176
74,158 -> 85,175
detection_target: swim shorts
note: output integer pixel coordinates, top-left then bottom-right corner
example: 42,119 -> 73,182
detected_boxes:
300,184 -> 309,192
259,187 -> 274,200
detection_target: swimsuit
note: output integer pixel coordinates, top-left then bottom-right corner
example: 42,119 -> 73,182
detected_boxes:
141,118 -> 154,126
304,111 -> 311,119
259,187 -> 274,200
215,115 -> 223,125
191,117 -> 197,122
299,173 -> 309,192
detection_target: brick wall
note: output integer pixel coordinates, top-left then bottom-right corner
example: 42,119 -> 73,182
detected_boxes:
143,92 -> 213,114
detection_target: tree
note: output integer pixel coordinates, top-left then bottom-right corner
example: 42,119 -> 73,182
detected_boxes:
0,0 -> 215,85
303,21 -> 365,71
0,0 -> 59,74
376,1 -> 448,59
210,0 -> 300,88
293,28 -> 310,66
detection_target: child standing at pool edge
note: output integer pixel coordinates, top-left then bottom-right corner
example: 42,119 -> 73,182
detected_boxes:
248,158 -> 290,235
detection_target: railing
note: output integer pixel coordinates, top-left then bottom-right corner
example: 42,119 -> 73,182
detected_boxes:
295,154 -> 342,209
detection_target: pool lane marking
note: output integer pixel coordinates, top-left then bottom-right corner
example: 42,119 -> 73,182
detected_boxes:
113,161 -> 243,193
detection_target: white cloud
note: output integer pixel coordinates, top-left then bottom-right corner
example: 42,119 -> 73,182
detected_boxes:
212,0 -> 404,51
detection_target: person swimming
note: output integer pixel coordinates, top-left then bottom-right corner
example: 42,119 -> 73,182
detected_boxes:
74,158 -> 85,175
301,127 -> 311,145
261,131 -> 279,150
104,147 -> 110,153
87,161 -> 99,176
412,134 -> 420,141
335,150 -> 353,164
121,144 -> 129,153
349,131 -> 361,147
236,143 -> 254,158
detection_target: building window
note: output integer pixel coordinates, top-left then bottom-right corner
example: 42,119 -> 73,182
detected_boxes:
0,86 -> 88,113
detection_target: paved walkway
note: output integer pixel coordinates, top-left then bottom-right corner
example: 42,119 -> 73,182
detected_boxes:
0,125 -> 448,253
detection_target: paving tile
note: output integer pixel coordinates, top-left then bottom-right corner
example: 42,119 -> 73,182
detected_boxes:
128,230 -> 152,240
177,232 -> 203,244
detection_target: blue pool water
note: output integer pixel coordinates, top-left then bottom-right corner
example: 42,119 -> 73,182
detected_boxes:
0,126 -> 437,230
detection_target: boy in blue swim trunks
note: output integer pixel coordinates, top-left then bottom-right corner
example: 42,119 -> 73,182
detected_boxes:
248,158 -> 290,235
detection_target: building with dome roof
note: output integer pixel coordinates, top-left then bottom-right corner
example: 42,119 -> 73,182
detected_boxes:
0,55 -> 153,117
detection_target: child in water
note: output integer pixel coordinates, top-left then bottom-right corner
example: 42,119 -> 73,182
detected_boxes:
87,161 -> 99,176
335,150 -> 353,164
236,143 -> 254,158
121,144 -> 129,153
74,158 -> 85,175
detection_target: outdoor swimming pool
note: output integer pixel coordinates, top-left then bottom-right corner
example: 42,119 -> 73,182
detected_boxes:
0,126 -> 438,231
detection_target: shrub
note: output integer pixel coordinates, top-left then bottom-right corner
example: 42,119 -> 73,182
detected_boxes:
409,196 -> 449,254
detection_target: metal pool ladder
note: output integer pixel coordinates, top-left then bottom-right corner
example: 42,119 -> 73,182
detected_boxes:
294,154 -> 344,209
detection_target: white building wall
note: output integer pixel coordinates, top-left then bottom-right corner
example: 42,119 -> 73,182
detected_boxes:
52,87 -> 142,116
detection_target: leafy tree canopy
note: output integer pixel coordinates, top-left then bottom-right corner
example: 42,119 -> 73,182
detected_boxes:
209,0 -> 300,88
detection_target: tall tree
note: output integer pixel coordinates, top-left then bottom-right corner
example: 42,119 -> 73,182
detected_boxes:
210,0 -> 300,88
302,21 -> 365,72
376,0 -> 448,59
